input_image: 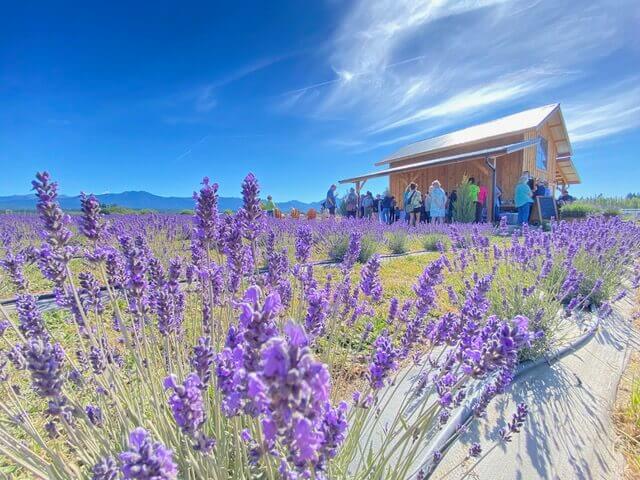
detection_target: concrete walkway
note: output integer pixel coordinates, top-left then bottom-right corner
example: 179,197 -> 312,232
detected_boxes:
432,297 -> 637,480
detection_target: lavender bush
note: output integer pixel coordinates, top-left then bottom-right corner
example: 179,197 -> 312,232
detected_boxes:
0,172 -> 638,479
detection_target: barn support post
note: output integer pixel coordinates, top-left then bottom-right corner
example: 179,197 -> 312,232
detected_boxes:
485,156 -> 497,223
353,179 -> 367,218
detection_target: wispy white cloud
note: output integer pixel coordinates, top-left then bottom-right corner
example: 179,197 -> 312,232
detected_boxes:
564,81 -> 640,143
281,0 -> 638,148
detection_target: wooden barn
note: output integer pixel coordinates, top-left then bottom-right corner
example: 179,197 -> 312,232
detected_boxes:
340,104 -> 580,221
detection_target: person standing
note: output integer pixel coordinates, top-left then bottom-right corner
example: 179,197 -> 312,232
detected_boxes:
515,174 -> 534,226
477,182 -> 488,222
467,177 -> 481,223
362,191 -> 374,219
447,189 -> 457,223
429,180 -> 447,224
494,184 -> 502,223
419,191 -> 428,223
390,196 -> 397,223
263,195 -> 277,217
557,188 -> 575,207
345,188 -> 358,218
373,194 -> 381,221
325,184 -> 337,216
404,183 -> 422,227
381,192 -> 392,224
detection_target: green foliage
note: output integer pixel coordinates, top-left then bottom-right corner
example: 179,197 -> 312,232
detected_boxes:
100,204 -> 157,215
452,175 -> 476,223
387,231 -> 409,254
559,202 -> 600,219
603,207 -> 622,217
326,235 -> 350,262
101,204 -> 136,214
326,234 -> 377,263
338,198 -> 348,217
179,209 -> 194,215
358,235 -> 378,263
422,234 -> 450,252
579,193 -> 640,209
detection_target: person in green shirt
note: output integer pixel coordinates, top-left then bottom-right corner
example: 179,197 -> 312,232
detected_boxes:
263,195 -> 277,217
514,174 -> 533,225
467,177 -> 481,223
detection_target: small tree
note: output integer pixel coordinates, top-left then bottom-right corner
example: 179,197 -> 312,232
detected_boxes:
452,175 -> 476,223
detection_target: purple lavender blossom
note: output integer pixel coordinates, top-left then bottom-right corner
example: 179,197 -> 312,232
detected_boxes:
85,404 -> 104,427
91,456 -> 119,480
119,427 -> 178,479
164,373 -> 206,436
191,336 -> 214,387
468,442 -> 482,457
0,252 -> 29,292
32,172 -> 74,287
359,254 -> 383,302
295,224 -> 313,264
368,329 -> 398,390
79,272 -> 105,315
413,258 -> 444,318
15,294 -> 49,340
238,173 -> 263,242
304,288 -> 329,341
89,346 -> 106,375
500,403 -> 529,442
193,177 -> 219,252
79,192 -> 104,241
24,338 -> 65,398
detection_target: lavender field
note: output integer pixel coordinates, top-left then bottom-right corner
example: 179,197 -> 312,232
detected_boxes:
0,172 -> 638,479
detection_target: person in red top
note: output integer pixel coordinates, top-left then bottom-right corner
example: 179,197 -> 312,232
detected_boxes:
476,182 -> 488,223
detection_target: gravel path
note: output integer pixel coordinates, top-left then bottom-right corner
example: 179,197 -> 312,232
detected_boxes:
432,297 -> 637,480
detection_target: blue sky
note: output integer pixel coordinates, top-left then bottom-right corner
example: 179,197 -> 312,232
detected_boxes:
1,0 -> 639,201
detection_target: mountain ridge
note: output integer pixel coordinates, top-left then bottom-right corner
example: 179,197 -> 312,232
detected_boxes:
0,191 -> 323,213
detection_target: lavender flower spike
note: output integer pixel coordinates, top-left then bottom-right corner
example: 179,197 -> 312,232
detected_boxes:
119,427 -> 178,479
359,254 -> 383,302
163,373 -> 206,436
79,192 -> 104,241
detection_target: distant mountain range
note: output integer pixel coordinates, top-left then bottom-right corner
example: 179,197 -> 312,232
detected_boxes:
0,191 -> 323,213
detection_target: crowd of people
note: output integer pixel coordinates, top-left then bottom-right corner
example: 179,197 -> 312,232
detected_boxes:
262,173 -> 576,226
322,172 -> 575,226
323,180 -> 461,225
514,171 -> 575,224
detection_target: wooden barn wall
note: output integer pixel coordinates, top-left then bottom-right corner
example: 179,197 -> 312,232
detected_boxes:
523,124 -> 558,196
387,138 -> 525,217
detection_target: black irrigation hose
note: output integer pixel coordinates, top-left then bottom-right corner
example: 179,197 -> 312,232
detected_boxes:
418,312 -> 602,478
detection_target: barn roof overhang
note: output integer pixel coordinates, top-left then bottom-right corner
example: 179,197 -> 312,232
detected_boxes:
339,138 -> 539,185
555,155 -> 580,185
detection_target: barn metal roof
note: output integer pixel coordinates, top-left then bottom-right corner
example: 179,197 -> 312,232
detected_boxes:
339,138 -> 540,184
376,103 -> 565,166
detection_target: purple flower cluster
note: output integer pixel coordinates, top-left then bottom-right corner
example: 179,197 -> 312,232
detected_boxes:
164,373 -> 215,453
295,224 -> 313,264
368,329 -> 398,390
500,402 -> 529,442
192,177 -> 219,252
247,322 -> 347,476
191,336 -> 214,387
359,254 -> 383,302
79,192 -> 104,241
119,427 -> 178,479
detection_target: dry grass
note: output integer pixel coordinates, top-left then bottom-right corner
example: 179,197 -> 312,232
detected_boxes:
614,289 -> 640,479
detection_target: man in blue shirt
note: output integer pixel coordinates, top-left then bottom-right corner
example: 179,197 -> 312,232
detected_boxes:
325,184 -> 337,216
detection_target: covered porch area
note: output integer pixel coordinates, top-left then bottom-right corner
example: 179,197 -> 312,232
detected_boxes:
340,138 -> 540,222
